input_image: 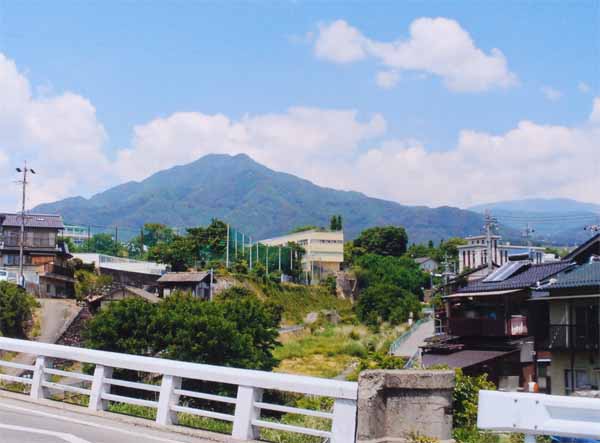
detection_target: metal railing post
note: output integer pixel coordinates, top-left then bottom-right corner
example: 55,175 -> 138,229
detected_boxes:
331,398 -> 357,443
89,364 -> 113,411
156,375 -> 181,426
30,356 -> 51,400
232,385 -> 263,440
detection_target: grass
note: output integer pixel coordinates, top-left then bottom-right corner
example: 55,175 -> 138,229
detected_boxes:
231,275 -> 353,325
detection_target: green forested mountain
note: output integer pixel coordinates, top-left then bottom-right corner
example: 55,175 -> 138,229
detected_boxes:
34,153 -> 485,243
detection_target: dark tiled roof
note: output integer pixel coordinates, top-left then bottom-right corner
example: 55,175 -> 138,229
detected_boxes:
423,349 -> 517,369
563,233 -> 600,263
457,261 -> 573,293
0,213 -> 64,229
534,261 -> 600,290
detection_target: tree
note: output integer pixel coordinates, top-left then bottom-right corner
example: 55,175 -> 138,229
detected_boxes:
82,233 -> 124,256
353,226 -> 408,258
84,291 -> 281,371
290,225 -> 320,234
329,215 -> 343,231
148,235 -> 195,271
74,270 -> 113,302
83,297 -> 157,355
0,282 -> 37,338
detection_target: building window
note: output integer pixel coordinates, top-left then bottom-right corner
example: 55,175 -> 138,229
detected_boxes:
565,369 -> 590,394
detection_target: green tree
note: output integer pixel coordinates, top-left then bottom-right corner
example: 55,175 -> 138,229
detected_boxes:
0,282 -> 38,338
83,297 -> 157,355
82,233 -> 124,256
353,226 -> 408,258
85,291 -> 281,371
148,235 -> 195,271
329,215 -> 343,231
354,254 -> 427,294
290,225 -> 320,234
74,270 -> 113,302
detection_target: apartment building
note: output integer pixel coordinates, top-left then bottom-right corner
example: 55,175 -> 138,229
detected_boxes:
260,229 -> 344,282
0,213 -> 74,296
457,234 -> 546,273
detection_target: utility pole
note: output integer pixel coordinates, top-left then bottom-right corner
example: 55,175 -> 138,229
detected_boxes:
522,223 -> 535,258
484,210 -> 497,273
16,162 -> 35,287
234,229 -> 238,259
265,245 -> 269,275
249,236 -> 252,270
114,226 -> 118,255
225,224 -> 230,268
278,246 -> 282,272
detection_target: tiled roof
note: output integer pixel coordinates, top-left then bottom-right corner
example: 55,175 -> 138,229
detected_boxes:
534,261 -> 600,290
157,272 -> 210,283
457,261 -> 573,293
563,233 -> 600,262
0,213 -> 64,229
423,349 -> 517,369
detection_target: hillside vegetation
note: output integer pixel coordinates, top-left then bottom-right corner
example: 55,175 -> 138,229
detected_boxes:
34,153 -> 485,243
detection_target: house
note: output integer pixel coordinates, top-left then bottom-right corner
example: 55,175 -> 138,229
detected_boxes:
72,253 -> 166,291
424,257 -> 572,388
457,235 -> 546,273
157,271 -> 215,299
260,229 -> 344,283
415,257 -> 439,273
0,213 -> 74,297
530,234 -> 600,395
87,285 -> 161,311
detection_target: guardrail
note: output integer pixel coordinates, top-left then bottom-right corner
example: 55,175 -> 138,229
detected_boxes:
478,390 -> 600,441
0,337 -> 358,442
389,318 -> 428,355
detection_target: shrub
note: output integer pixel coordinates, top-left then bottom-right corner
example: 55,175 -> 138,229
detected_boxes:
0,282 -> 38,338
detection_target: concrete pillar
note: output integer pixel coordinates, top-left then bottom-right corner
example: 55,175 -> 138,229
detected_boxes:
357,370 -> 455,443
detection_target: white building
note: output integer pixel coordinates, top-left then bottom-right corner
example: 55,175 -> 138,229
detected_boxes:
260,229 -> 344,282
457,235 -> 546,273
62,224 -> 89,247
72,253 -> 167,276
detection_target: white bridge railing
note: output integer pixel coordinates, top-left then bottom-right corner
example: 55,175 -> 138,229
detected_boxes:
0,337 -> 357,442
478,390 -> 600,441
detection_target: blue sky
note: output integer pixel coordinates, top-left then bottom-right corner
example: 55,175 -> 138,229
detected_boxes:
0,0 -> 599,211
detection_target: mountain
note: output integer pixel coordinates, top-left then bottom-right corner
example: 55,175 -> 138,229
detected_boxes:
34,153 -> 488,243
470,198 -> 600,245
470,198 -> 600,214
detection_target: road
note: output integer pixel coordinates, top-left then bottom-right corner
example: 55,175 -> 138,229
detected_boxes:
4,299 -> 81,377
392,319 -> 434,358
0,394 -> 224,443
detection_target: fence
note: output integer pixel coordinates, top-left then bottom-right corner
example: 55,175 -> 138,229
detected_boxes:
478,390 -> 600,441
0,337 -> 357,442
389,318 -> 428,356
225,225 -> 300,277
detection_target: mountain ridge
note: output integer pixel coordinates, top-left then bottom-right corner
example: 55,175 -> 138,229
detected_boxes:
32,154 -> 487,243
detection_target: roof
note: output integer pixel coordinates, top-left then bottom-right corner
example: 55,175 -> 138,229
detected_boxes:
456,261 -> 573,294
444,289 -> 521,299
415,257 -> 437,264
0,213 -> 64,229
422,349 -> 517,369
89,286 -> 161,304
534,260 -> 600,291
563,233 -> 600,263
157,272 -> 210,284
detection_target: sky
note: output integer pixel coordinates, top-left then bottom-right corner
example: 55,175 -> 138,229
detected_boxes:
0,0 -> 599,212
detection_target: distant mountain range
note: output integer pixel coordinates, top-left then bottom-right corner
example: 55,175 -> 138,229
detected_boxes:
34,154 -> 486,244
470,198 -> 600,246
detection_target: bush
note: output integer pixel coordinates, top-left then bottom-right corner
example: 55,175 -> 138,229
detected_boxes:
0,282 -> 38,338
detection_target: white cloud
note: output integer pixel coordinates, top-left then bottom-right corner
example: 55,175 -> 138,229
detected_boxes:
313,18 -> 518,92
344,98 -> 600,207
578,81 -> 591,93
1,52 -> 598,214
376,70 -> 400,89
541,86 -> 562,101
0,53 -> 113,210
116,107 -> 386,182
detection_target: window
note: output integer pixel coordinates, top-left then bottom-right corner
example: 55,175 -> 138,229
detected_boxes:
565,369 -> 590,394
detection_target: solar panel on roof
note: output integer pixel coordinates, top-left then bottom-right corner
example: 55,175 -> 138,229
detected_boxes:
483,261 -> 529,283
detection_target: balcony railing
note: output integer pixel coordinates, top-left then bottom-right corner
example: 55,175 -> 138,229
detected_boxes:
538,324 -> 600,351
448,317 -> 528,338
42,263 -> 74,278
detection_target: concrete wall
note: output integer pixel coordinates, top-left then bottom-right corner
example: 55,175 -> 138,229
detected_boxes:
549,350 -> 600,395
357,370 -> 455,443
